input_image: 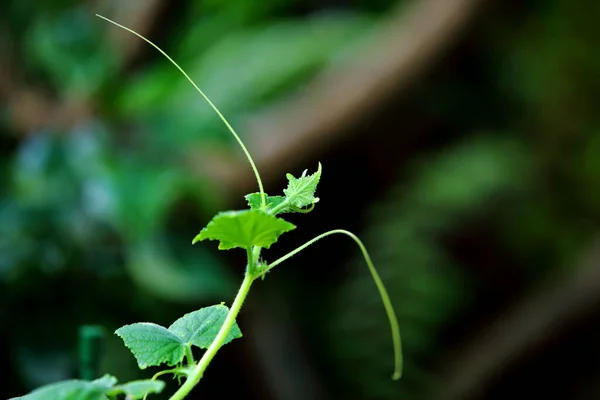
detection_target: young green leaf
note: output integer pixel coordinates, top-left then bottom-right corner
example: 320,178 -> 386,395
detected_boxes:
115,323 -> 186,369
283,163 -> 322,208
192,210 -> 296,250
169,304 -> 242,348
112,380 -> 165,399
245,193 -> 286,212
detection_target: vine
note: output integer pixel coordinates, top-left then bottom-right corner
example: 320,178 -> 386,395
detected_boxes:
15,15 -> 402,400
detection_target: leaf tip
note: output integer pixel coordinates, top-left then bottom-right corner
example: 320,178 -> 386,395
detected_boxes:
192,233 -> 203,245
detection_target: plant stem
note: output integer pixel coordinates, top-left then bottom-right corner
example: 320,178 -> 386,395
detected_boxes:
168,272 -> 254,400
184,346 -> 194,366
267,198 -> 290,215
251,246 -> 262,272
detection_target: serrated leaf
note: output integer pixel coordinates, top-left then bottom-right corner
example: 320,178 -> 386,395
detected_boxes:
245,193 -> 286,212
113,380 -> 165,399
283,163 -> 322,208
169,304 -> 242,348
13,379 -> 111,400
192,210 -> 295,250
115,323 -> 185,369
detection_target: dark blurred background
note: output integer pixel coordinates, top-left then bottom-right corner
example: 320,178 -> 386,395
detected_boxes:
2,0 -> 600,399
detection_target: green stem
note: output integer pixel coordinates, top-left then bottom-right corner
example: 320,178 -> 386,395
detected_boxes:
251,246 -> 263,274
96,14 -> 267,208
150,367 -> 184,381
267,198 -> 290,215
142,368 -> 184,400
247,247 -> 255,274
169,272 -> 255,400
184,345 -> 194,366
259,229 -> 403,380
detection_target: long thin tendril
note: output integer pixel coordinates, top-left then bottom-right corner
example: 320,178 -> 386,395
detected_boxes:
261,229 -> 403,380
96,14 -> 267,208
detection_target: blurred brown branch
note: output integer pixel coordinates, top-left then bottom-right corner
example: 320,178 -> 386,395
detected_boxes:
436,238 -> 600,400
3,0 -> 484,198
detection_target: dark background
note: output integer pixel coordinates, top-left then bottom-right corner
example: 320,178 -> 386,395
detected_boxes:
2,0 -> 600,399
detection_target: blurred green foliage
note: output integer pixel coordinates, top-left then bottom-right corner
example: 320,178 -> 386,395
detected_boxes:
116,11 -> 373,151
329,137 -> 528,398
2,0 -> 600,398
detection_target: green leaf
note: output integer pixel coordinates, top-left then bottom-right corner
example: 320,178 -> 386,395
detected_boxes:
113,380 -> 165,399
192,210 -> 296,250
91,375 -> 118,390
245,193 -> 286,212
169,304 -> 242,348
283,163 -> 322,208
115,323 -> 185,369
12,377 -> 115,400
116,306 -> 243,371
